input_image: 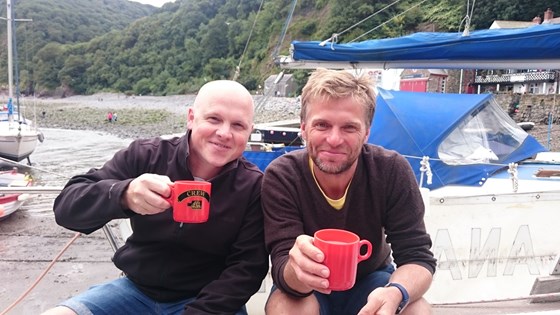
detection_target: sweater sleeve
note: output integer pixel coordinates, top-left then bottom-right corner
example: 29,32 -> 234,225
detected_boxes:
261,154 -> 309,297
53,142 -> 140,234
382,153 -> 437,274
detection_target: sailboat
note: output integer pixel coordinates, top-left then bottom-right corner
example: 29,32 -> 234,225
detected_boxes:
0,0 -> 43,164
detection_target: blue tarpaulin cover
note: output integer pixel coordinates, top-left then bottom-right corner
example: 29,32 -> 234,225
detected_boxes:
369,88 -> 546,189
292,24 -> 560,63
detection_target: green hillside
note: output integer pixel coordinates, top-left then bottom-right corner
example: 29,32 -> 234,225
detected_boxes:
0,0 -> 157,95
4,0 -> 560,96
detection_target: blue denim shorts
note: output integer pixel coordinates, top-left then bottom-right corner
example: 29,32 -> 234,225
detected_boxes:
270,264 -> 395,315
58,276 -> 248,315
315,264 -> 395,315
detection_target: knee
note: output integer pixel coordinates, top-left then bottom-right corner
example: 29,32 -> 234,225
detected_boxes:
401,297 -> 432,315
265,290 -> 319,315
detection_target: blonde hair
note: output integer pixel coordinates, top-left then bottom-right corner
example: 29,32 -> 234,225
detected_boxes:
301,68 -> 376,128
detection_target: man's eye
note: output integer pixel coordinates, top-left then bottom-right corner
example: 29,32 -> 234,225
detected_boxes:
233,123 -> 246,130
316,123 -> 328,129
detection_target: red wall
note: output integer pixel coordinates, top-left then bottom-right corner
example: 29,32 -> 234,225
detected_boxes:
400,79 -> 428,92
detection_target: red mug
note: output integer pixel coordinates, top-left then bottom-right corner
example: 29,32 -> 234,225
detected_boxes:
314,229 -> 373,291
166,180 -> 211,223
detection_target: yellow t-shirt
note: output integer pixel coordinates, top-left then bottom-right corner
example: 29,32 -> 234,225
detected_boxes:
309,157 -> 352,210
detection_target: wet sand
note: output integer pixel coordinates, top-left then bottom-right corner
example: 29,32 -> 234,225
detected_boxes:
0,211 -> 122,314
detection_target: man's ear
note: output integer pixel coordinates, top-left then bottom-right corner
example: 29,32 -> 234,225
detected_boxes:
363,127 -> 370,144
186,107 -> 195,129
300,122 -> 307,141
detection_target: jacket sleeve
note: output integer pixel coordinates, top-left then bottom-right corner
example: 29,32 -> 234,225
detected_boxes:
53,143 -> 139,234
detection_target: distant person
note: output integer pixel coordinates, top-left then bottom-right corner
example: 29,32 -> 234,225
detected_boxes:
41,80 -> 268,315
107,111 -> 113,122
113,112 -> 118,122
262,68 -> 436,315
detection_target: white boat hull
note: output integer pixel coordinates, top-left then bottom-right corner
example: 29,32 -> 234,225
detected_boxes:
424,188 -> 560,304
0,123 -> 40,162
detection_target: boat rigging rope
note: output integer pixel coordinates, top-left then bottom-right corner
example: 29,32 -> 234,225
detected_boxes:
460,0 -> 477,36
350,0 -> 430,43
0,156 -> 68,178
231,0 -> 265,81
320,0 -> 401,46
272,0 -> 297,59
419,156 -> 433,187
0,232 -> 81,315
507,162 -> 519,192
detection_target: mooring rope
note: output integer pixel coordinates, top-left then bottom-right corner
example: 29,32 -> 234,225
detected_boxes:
0,232 -> 81,315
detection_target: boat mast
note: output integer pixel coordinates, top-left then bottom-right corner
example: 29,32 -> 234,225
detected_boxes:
7,0 -> 14,98
4,0 -> 32,118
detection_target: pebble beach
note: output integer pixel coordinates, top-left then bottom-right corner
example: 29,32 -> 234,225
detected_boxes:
25,93 -> 301,140
15,92 -> 560,151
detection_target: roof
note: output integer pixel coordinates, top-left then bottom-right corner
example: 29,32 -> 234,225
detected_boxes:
489,21 -> 539,29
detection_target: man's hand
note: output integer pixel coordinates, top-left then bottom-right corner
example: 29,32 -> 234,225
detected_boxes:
357,286 -> 402,315
284,234 -> 332,294
121,174 -> 173,215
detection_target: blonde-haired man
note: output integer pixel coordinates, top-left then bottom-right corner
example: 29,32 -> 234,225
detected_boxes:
263,69 -> 436,315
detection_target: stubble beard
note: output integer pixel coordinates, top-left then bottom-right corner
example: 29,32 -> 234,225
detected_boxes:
313,156 -> 353,175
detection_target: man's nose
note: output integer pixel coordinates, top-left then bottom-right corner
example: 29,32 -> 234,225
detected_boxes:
326,128 -> 343,145
216,124 -> 233,138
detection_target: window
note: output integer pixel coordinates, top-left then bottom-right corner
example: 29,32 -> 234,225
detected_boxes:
529,83 -> 540,94
438,98 -> 528,165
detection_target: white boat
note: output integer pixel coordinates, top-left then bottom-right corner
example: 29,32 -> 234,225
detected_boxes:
0,109 -> 43,162
1,0 -> 43,163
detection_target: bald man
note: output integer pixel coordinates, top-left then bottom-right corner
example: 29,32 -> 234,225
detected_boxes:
44,81 -> 268,315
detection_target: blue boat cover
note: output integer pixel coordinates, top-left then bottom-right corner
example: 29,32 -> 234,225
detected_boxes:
368,88 -> 547,189
292,24 -> 560,63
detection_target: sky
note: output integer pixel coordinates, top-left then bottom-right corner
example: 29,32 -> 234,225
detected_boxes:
128,0 -> 174,7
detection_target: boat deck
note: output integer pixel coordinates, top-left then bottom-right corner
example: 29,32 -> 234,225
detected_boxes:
1,211 -> 559,314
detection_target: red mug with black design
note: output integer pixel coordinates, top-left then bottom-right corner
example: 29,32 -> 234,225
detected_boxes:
166,180 -> 211,223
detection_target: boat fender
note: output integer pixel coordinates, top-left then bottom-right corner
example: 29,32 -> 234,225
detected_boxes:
37,131 -> 45,143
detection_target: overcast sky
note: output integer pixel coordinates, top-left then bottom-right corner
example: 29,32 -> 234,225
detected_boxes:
128,0 -> 173,7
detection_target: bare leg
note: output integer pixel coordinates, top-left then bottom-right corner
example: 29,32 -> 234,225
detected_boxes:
401,297 -> 432,315
265,289 -> 320,315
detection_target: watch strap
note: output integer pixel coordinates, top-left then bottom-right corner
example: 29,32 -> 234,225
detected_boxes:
385,282 -> 409,314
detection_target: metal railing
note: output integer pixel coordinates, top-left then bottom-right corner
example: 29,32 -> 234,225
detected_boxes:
475,71 -> 556,83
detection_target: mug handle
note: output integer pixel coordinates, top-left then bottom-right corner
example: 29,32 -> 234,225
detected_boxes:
358,240 -> 373,262
164,183 -> 175,206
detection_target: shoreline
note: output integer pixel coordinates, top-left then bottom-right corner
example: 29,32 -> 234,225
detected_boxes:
10,93 -> 560,151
